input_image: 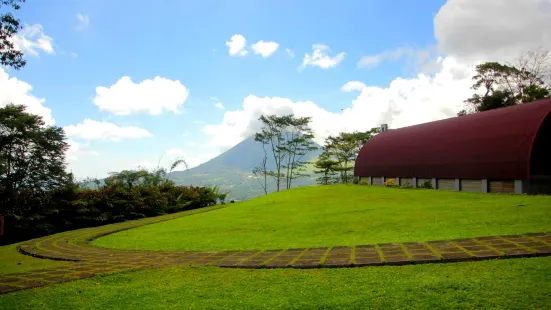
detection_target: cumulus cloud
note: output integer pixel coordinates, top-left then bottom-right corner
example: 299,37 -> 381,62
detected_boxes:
93,76 -> 189,115
75,13 -> 90,31
63,119 -> 153,142
66,139 -> 99,161
202,56 -> 475,150
215,102 -> 224,109
226,34 -> 248,56
0,68 -> 55,125
300,44 -> 345,70
11,24 -> 55,56
251,40 -> 279,57
434,0 -> 551,62
340,81 -> 367,92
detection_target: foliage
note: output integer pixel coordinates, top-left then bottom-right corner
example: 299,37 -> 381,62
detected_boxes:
0,0 -> 26,69
417,180 -> 433,189
0,104 -> 73,215
253,114 -> 317,192
383,178 -> 399,188
313,150 -> 340,185
320,129 -> 376,184
459,48 -> 551,115
357,179 -> 370,186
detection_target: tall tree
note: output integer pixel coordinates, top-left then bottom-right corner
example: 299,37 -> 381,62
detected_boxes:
252,137 -> 269,195
254,115 -> 289,192
459,48 -> 551,115
323,130 -> 375,183
281,115 -> 317,189
0,104 -> 71,212
1,0 -> 26,70
313,149 -> 339,185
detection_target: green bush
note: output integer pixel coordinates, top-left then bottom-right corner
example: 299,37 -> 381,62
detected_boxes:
358,180 -> 370,186
418,180 -> 434,189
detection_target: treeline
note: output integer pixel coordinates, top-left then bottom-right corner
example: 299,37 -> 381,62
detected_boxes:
251,114 -> 377,191
0,104 -> 225,245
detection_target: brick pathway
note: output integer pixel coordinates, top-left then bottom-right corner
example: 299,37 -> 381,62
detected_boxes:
1,207 -> 550,295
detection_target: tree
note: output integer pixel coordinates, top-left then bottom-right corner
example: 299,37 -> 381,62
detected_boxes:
254,115 -> 289,192
252,138 -> 269,195
323,130 -> 375,183
313,150 -> 339,185
281,115 -> 317,189
1,0 -> 26,70
460,48 -> 551,115
0,104 -> 71,213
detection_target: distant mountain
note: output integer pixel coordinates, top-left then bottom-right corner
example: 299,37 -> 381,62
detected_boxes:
169,136 -> 322,200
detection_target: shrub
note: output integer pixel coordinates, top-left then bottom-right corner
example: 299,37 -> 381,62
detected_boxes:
400,181 -> 414,189
384,178 -> 399,188
358,180 -> 370,186
418,180 -> 434,189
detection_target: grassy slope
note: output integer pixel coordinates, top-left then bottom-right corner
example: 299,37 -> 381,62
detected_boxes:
1,257 -> 550,309
0,243 -> 68,274
94,185 -> 551,251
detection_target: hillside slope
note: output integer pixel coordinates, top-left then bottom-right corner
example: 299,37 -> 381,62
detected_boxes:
169,136 -> 322,200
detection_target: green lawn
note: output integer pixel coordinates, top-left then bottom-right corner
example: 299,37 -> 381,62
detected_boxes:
94,185 -> 551,251
1,257 -> 550,309
0,242 -> 68,274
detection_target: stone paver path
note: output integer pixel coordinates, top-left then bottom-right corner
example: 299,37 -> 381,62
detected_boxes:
1,208 -> 550,295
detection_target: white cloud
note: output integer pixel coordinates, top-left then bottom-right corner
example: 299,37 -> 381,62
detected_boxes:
75,13 -> 90,31
358,47 -> 413,69
63,119 -> 153,142
286,48 -> 295,58
340,81 -> 367,92
300,44 -> 345,70
11,24 -> 55,56
251,40 -> 279,57
66,139 -> 99,161
201,56 -> 475,150
215,102 -> 224,109
94,76 -> 189,115
225,34 -> 248,56
434,0 -> 551,62
0,68 -> 55,125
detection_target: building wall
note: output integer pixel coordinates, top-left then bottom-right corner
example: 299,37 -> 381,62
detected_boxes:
488,180 -> 515,194
437,179 -> 455,191
461,179 -> 483,193
362,176 -> 551,194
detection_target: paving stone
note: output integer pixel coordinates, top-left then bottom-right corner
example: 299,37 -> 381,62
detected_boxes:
356,244 -> 377,249
460,245 -> 491,251
407,249 -> 434,255
292,260 -> 321,268
0,285 -> 21,294
323,260 -> 352,267
477,236 -> 500,240
502,249 -> 536,256
441,253 -> 473,262
236,261 -> 262,269
383,256 -> 411,265
534,247 -> 551,254
263,261 -> 291,268
411,255 -> 441,263
471,251 -> 502,259
353,258 -> 383,266
489,244 -> 520,250
19,281 -> 48,288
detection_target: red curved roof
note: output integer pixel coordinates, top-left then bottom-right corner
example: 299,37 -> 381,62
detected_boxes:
354,99 -> 551,180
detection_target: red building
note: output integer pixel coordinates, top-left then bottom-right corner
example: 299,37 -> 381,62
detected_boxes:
354,98 -> 551,194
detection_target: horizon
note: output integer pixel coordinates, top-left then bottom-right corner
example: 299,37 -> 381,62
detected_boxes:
1,0 -> 550,179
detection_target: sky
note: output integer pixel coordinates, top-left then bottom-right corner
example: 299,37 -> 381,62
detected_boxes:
1,0 -> 551,180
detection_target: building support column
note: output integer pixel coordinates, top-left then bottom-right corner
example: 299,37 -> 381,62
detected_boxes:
413,177 -> 417,188
431,178 -> 437,190
482,179 -> 488,193
396,177 -> 401,186
368,176 -> 372,185
514,180 -> 523,194
454,179 -> 460,191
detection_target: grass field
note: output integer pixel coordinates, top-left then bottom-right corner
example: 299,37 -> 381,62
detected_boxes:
0,242 -> 69,274
94,185 -> 551,251
2,184 -> 551,309
1,257 -> 550,309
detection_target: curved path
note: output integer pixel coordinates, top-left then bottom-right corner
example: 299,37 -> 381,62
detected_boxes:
1,206 -> 551,295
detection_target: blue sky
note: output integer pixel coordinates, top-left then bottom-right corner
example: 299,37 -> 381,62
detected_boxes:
2,0 -> 550,178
